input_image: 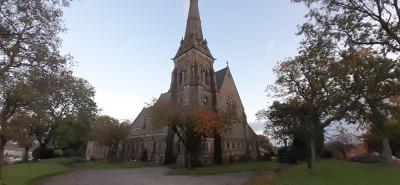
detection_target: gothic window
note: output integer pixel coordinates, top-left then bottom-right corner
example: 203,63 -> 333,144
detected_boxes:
226,95 -> 238,116
226,141 -> 230,149
205,72 -> 209,85
143,120 -> 147,129
179,72 -> 183,84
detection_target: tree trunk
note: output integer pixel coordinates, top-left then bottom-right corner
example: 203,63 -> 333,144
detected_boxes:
382,137 -> 393,163
164,127 -> 175,164
0,136 -> 8,185
308,138 -> 316,169
23,146 -> 30,163
185,148 -> 192,169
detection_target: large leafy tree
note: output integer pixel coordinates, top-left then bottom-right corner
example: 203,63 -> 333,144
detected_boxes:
292,0 -> 400,54
266,28 -> 354,168
91,116 -> 131,162
0,0 -> 71,78
29,71 -> 97,157
0,0 -> 73,167
257,101 -> 301,150
335,49 -> 400,163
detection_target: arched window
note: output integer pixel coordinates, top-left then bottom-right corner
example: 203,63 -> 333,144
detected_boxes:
180,72 -> 183,84
205,72 -> 209,85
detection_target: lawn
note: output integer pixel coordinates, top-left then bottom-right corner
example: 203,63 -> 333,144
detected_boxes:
2,158 -> 81,185
251,160 -> 400,185
2,158 -> 148,185
170,161 -> 280,175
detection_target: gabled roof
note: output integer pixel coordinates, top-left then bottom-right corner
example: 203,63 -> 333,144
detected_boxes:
215,67 -> 229,91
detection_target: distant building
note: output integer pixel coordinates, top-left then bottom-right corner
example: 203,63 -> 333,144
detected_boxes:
85,141 -> 108,160
87,0 -> 258,165
4,143 -> 32,164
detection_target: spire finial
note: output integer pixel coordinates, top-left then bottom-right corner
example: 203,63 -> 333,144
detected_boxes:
226,61 -> 229,67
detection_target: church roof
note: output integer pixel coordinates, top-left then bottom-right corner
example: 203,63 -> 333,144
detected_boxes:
215,67 -> 229,90
158,92 -> 171,102
174,0 -> 214,59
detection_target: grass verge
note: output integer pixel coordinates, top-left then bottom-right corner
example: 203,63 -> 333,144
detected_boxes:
2,158 -> 81,185
169,161 -> 280,175
2,158 -> 149,185
249,160 -> 400,185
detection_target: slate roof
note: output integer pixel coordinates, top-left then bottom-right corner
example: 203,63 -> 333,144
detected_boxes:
215,67 -> 229,91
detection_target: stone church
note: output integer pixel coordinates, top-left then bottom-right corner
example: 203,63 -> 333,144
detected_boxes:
86,0 -> 258,165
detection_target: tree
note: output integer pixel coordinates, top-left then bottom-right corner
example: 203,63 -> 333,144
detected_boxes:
257,135 -> 274,156
0,1 -> 73,182
258,101 -> 326,165
336,50 -> 400,163
364,123 -> 400,157
152,100 -> 226,168
0,0 -> 72,78
91,116 -> 131,162
257,101 -> 299,149
28,71 -> 97,158
265,27 -> 356,168
292,0 -> 400,54
325,126 -> 359,159
9,112 -> 37,162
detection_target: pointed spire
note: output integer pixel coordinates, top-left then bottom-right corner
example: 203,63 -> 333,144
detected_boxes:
174,0 -> 214,59
184,0 -> 203,42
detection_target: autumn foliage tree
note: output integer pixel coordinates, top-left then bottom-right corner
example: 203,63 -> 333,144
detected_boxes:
152,100 -> 227,168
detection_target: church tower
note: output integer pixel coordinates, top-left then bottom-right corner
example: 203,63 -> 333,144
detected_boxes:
170,0 -> 217,109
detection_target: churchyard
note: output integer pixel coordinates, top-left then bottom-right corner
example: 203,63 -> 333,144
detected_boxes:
2,158 -> 399,185
1,0 -> 400,185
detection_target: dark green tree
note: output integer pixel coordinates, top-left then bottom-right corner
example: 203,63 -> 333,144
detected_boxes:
335,49 -> 400,163
91,116 -> 131,162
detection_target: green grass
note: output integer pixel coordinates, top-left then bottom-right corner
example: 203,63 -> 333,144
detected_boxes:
1,158 -> 148,185
271,160 -> 400,185
2,158 -> 80,185
78,160 -> 148,169
170,161 -> 280,175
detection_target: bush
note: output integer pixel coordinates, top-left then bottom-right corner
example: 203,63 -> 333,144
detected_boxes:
258,154 -> 272,161
350,154 -> 383,164
323,150 -> 334,159
32,146 -> 59,160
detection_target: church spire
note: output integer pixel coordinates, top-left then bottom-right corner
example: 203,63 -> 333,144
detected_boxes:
184,0 -> 203,42
174,0 -> 214,59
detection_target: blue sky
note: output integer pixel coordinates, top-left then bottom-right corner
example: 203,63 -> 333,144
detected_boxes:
60,0 -> 308,133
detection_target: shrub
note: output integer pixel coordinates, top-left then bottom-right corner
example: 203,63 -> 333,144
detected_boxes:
32,146 -> 59,160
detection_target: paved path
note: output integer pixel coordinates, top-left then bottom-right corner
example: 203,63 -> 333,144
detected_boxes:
41,167 -> 257,185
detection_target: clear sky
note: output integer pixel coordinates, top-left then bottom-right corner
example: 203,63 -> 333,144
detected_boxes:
60,0 -> 308,133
